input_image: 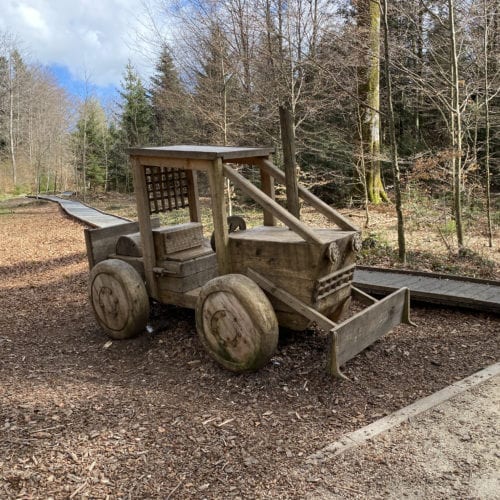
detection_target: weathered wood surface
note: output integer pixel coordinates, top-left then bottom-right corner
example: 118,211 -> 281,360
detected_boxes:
353,268 -> 500,313
128,145 -> 275,160
259,159 -> 359,232
35,195 -> 131,228
131,156 -> 159,299
278,105 -> 300,219
223,164 -> 323,245
208,158 -> 230,275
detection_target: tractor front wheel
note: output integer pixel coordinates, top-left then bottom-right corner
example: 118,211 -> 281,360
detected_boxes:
196,274 -> 278,372
89,259 -> 150,340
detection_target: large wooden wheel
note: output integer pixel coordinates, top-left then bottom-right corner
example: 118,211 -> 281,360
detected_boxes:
89,259 -> 150,340
196,274 -> 278,372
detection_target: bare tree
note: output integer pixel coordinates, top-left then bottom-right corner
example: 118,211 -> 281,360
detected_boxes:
381,0 -> 406,262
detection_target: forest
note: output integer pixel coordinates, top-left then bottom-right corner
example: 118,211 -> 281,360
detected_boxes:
0,0 -> 498,257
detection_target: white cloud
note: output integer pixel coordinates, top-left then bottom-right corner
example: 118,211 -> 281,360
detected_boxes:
0,0 -> 157,87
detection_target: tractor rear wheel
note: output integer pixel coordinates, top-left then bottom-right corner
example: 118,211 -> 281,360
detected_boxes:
196,274 -> 278,372
89,259 -> 150,340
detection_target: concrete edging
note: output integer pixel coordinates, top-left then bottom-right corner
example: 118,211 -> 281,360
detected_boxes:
306,362 -> 500,465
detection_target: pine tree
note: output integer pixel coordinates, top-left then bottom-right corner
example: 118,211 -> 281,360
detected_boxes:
150,46 -> 192,144
72,98 -> 109,191
119,62 -> 153,147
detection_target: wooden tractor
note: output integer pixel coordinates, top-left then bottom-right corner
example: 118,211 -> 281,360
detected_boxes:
85,146 -> 411,378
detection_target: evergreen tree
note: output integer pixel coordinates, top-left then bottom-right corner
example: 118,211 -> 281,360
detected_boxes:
72,98 -> 109,191
119,62 -> 153,147
150,46 -> 193,144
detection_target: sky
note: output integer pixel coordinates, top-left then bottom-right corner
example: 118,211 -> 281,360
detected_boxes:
1,0 -> 158,102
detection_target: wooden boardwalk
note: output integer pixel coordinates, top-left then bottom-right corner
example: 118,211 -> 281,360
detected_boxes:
353,267 -> 500,314
35,195 -> 131,228
37,195 -> 500,314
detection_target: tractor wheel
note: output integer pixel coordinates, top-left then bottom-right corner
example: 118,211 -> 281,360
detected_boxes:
89,259 -> 150,340
196,274 -> 278,372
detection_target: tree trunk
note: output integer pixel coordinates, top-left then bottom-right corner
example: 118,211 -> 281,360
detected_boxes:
482,0 -> 493,248
448,0 -> 464,251
381,0 -> 406,263
357,0 -> 388,204
9,59 -> 17,187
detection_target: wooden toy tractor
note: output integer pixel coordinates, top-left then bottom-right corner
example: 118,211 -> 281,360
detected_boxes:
85,146 -> 411,378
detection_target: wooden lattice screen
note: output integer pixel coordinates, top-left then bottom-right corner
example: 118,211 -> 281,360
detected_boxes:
144,166 -> 189,214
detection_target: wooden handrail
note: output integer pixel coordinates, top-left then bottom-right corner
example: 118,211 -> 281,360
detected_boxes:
259,159 -> 359,232
223,164 -> 323,245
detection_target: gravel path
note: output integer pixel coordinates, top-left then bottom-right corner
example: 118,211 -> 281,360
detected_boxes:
1,200 -> 498,499
302,375 -> 499,499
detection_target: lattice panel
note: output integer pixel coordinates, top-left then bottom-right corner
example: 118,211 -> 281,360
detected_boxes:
144,166 -> 189,214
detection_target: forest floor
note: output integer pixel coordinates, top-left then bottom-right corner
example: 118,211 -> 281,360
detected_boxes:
0,197 -> 498,498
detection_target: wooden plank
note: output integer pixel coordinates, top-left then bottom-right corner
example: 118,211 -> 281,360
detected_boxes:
307,362 -> 500,464
223,164 -> 323,245
259,158 -> 276,226
247,268 -> 337,332
157,287 -> 199,309
356,265 -> 500,286
132,155 -> 212,171
351,286 -> 378,306
128,145 -> 275,160
333,287 -> 412,368
185,168 -> 201,222
354,269 -> 500,313
474,287 -> 500,300
260,159 -> 359,231
131,156 -> 159,299
207,157 -> 230,275
85,221 -> 143,270
279,105 -> 300,219
157,251 -> 216,276
157,267 -> 218,293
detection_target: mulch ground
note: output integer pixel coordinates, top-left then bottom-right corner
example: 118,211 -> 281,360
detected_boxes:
0,201 -> 498,499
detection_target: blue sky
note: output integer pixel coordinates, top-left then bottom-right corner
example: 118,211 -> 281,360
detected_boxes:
49,64 -> 119,102
0,0 -> 157,102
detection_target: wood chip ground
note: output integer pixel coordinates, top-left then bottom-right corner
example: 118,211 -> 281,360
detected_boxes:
1,201 -> 498,498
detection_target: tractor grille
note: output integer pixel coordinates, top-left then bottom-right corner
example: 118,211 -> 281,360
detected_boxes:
313,264 -> 355,302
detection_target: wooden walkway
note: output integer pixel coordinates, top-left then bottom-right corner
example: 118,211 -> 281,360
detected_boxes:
35,195 -> 131,228
353,267 -> 500,314
37,195 -> 500,314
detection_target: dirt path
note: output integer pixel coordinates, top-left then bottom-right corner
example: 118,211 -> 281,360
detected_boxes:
301,375 -> 499,499
1,201 -> 498,499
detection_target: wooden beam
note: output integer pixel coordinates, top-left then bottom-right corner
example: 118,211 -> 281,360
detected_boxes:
260,159 -> 359,231
332,287 -> 412,368
247,268 -> 337,332
131,156 -> 159,299
133,155 -> 212,171
260,156 -> 276,226
223,164 -> 323,245
279,105 -> 300,219
208,158 -> 230,275
185,168 -> 201,222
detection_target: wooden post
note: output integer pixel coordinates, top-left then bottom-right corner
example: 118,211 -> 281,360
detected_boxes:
279,104 -> 300,219
223,164 -> 322,245
260,159 -> 359,232
259,156 -> 276,226
207,157 -> 230,275
131,156 -> 159,299
185,168 -> 201,222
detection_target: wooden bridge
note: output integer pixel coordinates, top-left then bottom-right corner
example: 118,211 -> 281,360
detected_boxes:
36,194 -> 500,314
